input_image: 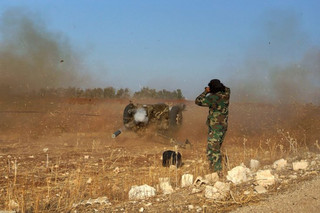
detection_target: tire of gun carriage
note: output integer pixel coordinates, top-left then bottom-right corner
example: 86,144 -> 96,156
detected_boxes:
123,103 -> 135,125
169,106 -> 183,127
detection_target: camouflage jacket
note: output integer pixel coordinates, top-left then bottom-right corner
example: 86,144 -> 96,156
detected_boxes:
195,87 -> 230,125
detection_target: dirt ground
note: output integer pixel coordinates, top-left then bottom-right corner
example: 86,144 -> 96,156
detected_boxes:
232,175 -> 320,213
0,96 -> 319,212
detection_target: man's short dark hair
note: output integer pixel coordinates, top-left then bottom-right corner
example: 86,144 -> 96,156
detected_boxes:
208,79 -> 226,94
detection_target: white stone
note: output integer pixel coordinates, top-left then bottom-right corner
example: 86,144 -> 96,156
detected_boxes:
289,174 -> 298,179
159,178 -> 174,194
205,173 -> 219,183
311,161 -> 316,166
181,174 -> 193,187
282,180 -> 289,184
273,159 -> 287,170
255,170 -> 275,186
85,198 -> 94,205
93,196 -> 111,205
293,160 -> 309,171
191,188 -> 202,194
254,185 -> 267,194
214,181 -> 230,193
188,205 -> 194,210
86,177 -> 92,184
8,199 -> 19,210
204,186 -> 219,199
43,148 -> 49,153
304,171 -> 318,176
129,185 -> 156,200
196,206 -> 202,212
226,165 -> 252,184
250,159 -> 260,170
204,181 -> 230,200
113,167 -> 120,174
139,207 -> 144,212
169,165 -> 176,170
76,196 -> 111,206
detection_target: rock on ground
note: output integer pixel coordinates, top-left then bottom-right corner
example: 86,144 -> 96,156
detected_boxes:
292,160 -> 309,171
273,159 -> 287,170
227,165 -> 252,184
250,159 -> 260,171
205,181 -> 230,200
129,185 -> 156,200
181,174 -> 193,187
205,173 -> 219,183
159,178 -> 174,194
255,170 -> 275,186
254,185 -> 267,194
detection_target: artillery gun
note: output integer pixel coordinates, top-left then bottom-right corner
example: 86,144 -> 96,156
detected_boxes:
112,102 -> 186,138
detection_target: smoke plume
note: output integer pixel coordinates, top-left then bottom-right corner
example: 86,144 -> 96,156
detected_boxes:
0,8 -> 88,97
229,10 -> 320,104
134,108 -> 149,124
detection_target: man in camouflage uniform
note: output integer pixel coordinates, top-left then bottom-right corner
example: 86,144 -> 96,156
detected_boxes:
195,79 -> 230,172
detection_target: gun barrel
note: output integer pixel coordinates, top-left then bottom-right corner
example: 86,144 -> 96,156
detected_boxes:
112,129 -> 122,138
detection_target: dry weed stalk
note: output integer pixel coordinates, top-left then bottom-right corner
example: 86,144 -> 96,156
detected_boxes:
109,151 -> 124,169
14,158 -> 17,187
224,148 -> 230,171
174,145 -> 178,188
277,129 -> 298,154
46,154 -> 49,168
265,139 -> 279,159
46,177 -> 51,203
91,139 -> 96,152
243,137 -> 247,162
315,140 -> 320,151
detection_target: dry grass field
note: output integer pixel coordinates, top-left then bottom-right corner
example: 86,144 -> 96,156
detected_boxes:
0,96 -> 319,212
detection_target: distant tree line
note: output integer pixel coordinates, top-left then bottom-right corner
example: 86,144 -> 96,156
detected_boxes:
37,86 -> 185,99
133,87 -> 184,99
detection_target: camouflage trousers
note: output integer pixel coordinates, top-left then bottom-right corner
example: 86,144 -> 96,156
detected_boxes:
207,122 -> 227,172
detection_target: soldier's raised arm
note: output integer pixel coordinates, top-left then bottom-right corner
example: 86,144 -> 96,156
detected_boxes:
195,87 -> 210,107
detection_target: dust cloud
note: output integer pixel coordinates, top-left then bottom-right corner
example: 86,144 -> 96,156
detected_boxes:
229,10 -> 320,104
0,8 -> 89,97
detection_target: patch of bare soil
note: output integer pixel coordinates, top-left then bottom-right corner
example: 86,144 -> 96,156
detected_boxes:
232,175 -> 320,213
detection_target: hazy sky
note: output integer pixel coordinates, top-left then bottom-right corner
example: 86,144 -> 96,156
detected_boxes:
0,0 -> 319,100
